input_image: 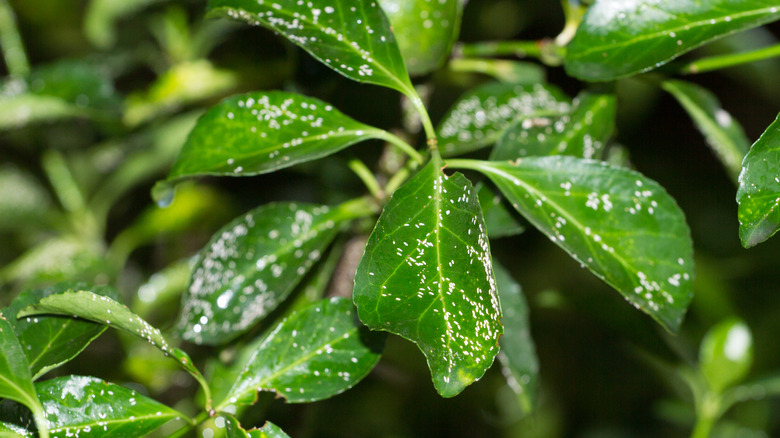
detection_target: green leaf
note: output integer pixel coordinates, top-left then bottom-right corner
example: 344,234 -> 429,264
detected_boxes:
219,414 -> 291,438
218,297 -> 383,408
699,318 -> 753,393
158,91 -> 395,194
0,315 -> 43,425
37,375 -> 184,437
494,263 -> 538,415
0,94 -> 86,131
178,199 -> 373,345
476,183 -> 525,239
0,236 -> 106,286
16,291 -> 211,407
378,0 -> 461,76
662,80 -> 749,181
448,59 -> 547,85
0,421 -> 31,437
353,159 -> 502,397
491,90 -> 616,160
0,165 -> 53,231
565,0 -> 780,81
437,82 -> 571,157
249,422 -> 290,438
84,0 -> 162,48
737,113 -> 780,247
208,0 -> 414,96
453,157 -> 694,333
6,282 -> 118,380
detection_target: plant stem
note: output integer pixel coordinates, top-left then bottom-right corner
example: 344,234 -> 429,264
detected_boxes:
448,58 -> 545,84
384,155 -> 423,196
680,42 -> 780,74
42,150 -> 86,214
555,0 -> 586,46
375,130 -> 424,164
404,89 -> 438,147
348,159 -> 383,199
168,410 -> 210,438
29,402 -> 49,438
0,0 -> 29,76
459,40 -> 543,59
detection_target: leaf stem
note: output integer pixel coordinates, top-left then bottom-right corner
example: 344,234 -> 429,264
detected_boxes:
0,0 -> 29,76
168,410 -> 210,438
555,0 -> 586,46
404,88 -> 438,147
691,393 -> 720,438
42,150 -> 86,214
444,158 -> 483,172
348,159 -> 384,199
376,130 -> 424,164
29,402 -> 49,438
456,40 -> 566,67
680,42 -> 780,75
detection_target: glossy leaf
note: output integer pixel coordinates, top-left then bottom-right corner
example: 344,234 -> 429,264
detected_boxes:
699,318 -> 753,393
0,421 -> 30,437
354,159 -> 502,397
208,0 -> 414,96
476,183 -> 525,239
457,157 -> 694,332
219,297 -> 383,407
565,0 -> 780,81
378,0 -> 461,75
663,80 -> 749,181
37,376 -> 183,437
737,113 -> 780,247
438,82 -> 571,156
494,264 -> 538,414
6,282 -> 118,380
178,199 -> 372,344
17,291 -> 210,404
491,90 -> 616,160
249,422 -> 291,438
220,414 -> 291,438
158,92 -> 393,194
0,316 -> 41,421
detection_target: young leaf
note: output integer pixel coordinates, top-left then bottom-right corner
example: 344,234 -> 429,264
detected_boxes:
207,0 -> 415,96
249,422 -> 291,438
157,92 -> 401,194
178,199 -> 374,345
378,0 -> 462,76
218,297 -> 384,408
353,159 -> 503,397
37,375 -> 184,437
476,183 -> 525,239
6,282 -> 118,380
16,291 -> 211,407
451,157 -> 694,333
699,318 -> 753,393
491,90 -> 616,160
662,80 -> 749,181
0,316 -> 44,428
494,263 -> 538,415
565,0 -> 780,81
437,82 -> 571,157
737,113 -> 780,247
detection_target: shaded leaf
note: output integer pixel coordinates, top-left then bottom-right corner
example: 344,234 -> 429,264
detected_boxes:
218,297 -> 383,407
0,316 -> 42,423
37,375 -> 183,437
699,318 -> 753,394
208,0 -> 414,95
494,263 -> 538,415
438,82 -> 570,156
491,90 -> 616,160
378,0 -> 461,75
178,199 -> 373,345
663,80 -> 749,181
6,282 -> 118,380
565,0 -> 780,81
476,183 -> 525,239
84,0 -> 162,48
354,159 -> 502,397
0,165 -> 53,231
737,113 -> 780,247
456,157 -> 694,332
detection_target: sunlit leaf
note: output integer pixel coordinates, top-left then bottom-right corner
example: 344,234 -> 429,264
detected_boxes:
494,263 -> 537,414
663,80 -> 749,181
6,282 -> 118,380
565,0 -> 780,81
737,113 -> 780,247
491,90 -> 616,160
476,183 -> 525,239
699,318 -> 753,393
437,82 -> 570,156
208,0 -> 415,96
218,297 -> 383,407
455,157 -> 694,332
378,0 -> 461,75
37,376 -> 184,437
354,159 -> 502,397
178,199 -> 373,345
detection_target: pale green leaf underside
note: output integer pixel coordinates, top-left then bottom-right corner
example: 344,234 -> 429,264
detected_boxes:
737,112 -> 780,247
437,82 -> 571,157
208,0 -> 414,95
353,160 -> 502,397
37,376 -> 182,438
663,80 -> 749,181
221,298 -> 383,407
463,157 -> 694,332
565,0 -> 780,81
